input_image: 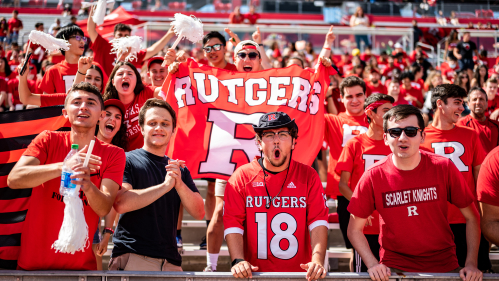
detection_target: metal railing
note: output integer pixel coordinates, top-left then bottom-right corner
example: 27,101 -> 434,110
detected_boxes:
0,271 -> 498,281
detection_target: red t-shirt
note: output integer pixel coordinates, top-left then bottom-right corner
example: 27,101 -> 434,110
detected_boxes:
224,62 -> 238,71
40,93 -> 67,107
7,18 -> 22,32
8,77 -> 36,105
420,125 -> 486,224
457,115 -> 499,153
229,13 -> 245,24
348,150 -> 474,272
91,34 -> 147,75
381,65 -> 399,78
486,95 -> 499,117
28,40 -> 47,61
400,86 -> 424,108
360,53 -> 372,62
123,86 -> 155,151
377,58 -> 388,71
245,13 -> 260,24
223,158 -> 328,272
336,133 -> 391,235
8,61 -> 19,72
365,81 -> 387,97
477,146 -> 499,207
38,60 -> 78,94
440,62 -> 459,83
324,112 -> 368,198
18,131 -> 125,270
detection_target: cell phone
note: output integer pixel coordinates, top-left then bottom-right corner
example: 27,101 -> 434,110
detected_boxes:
20,52 -> 32,76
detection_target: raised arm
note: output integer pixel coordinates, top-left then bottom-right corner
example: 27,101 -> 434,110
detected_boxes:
319,26 -> 335,61
87,6 -> 99,43
73,56 -> 94,85
18,59 -> 41,106
113,177 -> 175,214
144,26 -> 175,61
252,27 -> 271,70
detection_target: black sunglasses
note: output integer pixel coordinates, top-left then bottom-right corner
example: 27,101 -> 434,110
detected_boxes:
387,126 -> 421,138
203,44 -> 222,53
236,52 -> 259,60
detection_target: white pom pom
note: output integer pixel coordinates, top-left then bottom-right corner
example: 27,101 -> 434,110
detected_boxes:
92,0 -> 108,26
170,13 -> 204,48
28,30 -> 70,54
81,0 -> 114,9
110,36 -> 142,62
51,191 -> 89,254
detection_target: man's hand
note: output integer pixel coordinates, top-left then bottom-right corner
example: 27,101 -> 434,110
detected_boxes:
404,94 -> 418,103
18,58 -> 28,80
168,62 -> 180,74
252,27 -> 262,44
162,48 -> 176,67
176,50 -> 189,63
166,159 -> 184,188
117,47 -> 131,62
320,56 -> 332,67
367,264 -> 391,281
324,26 -> 336,48
77,145 -> 102,173
96,233 -> 110,256
78,56 -> 93,74
459,265 -> 483,281
70,164 -> 96,193
490,109 -> 499,121
300,262 -> 327,280
225,28 -> 241,45
231,261 -> 258,278
365,215 -> 373,227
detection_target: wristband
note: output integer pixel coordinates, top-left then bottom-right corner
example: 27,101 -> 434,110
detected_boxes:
258,44 -> 263,46
77,70 -> 86,75
102,227 -> 114,235
323,47 -> 331,50
231,259 -> 245,267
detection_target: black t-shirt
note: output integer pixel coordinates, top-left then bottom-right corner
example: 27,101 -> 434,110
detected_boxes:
456,40 -> 477,60
112,148 -> 199,266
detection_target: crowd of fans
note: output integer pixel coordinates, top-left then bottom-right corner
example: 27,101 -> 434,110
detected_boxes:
2,6 -> 499,280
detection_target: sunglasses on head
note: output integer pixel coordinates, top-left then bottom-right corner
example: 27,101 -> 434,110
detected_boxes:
387,126 -> 421,138
69,35 -> 87,43
203,44 -> 222,53
236,52 -> 259,60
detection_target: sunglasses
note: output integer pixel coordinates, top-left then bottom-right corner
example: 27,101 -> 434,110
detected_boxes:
236,52 -> 259,60
69,35 -> 87,43
203,44 -> 222,53
387,126 -> 421,138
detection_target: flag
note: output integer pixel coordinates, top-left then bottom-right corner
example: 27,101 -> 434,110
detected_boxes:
0,106 -> 68,269
161,59 -> 332,180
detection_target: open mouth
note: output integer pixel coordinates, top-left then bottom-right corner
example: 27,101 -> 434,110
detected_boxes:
77,114 -> 90,119
274,149 -> 281,159
243,66 -> 252,72
105,123 -> 115,133
122,82 -> 130,91
399,145 -> 409,151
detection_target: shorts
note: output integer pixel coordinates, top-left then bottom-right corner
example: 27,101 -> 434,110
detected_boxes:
353,234 -> 380,272
214,179 -> 227,197
459,58 -> 475,71
109,253 -> 183,271
450,223 -> 491,271
92,228 -> 101,244
337,196 -> 353,249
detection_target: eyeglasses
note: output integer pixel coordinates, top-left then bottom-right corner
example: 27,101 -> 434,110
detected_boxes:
261,131 -> 291,142
203,44 -> 222,53
236,52 -> 259,60
69,35 -> 87,43
387,126 -> 421,138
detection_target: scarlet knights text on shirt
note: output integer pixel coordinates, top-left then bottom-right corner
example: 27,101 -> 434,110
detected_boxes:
162,58 -> 333,180
223,159 -> 329,272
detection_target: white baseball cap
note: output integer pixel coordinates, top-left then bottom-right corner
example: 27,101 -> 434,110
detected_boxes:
394,43 -> 403,49
234,40 -> 260,56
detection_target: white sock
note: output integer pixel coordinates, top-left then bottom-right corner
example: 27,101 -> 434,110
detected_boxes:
207,252 -> 219,270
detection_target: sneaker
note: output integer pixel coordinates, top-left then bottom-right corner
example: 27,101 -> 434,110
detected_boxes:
199,236 -> 207,250
203,266 -> 216,272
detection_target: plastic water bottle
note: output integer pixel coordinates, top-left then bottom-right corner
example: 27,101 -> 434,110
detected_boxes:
60,144 -> 81,197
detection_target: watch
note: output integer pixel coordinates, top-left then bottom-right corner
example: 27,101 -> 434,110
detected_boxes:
231,259 -> 245,267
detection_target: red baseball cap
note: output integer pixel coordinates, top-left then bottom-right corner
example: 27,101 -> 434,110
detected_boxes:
370,68 -> 380,75
104,99 -> 126,116
147,56 -> 165,70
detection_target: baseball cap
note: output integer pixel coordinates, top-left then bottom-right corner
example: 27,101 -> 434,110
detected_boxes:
234,40 -> 260,56
147,56 -> 164,70
394,42 -> 403,49
253,112 -> 298,133
104,99 -> 126,116
370,68 -> 380,75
